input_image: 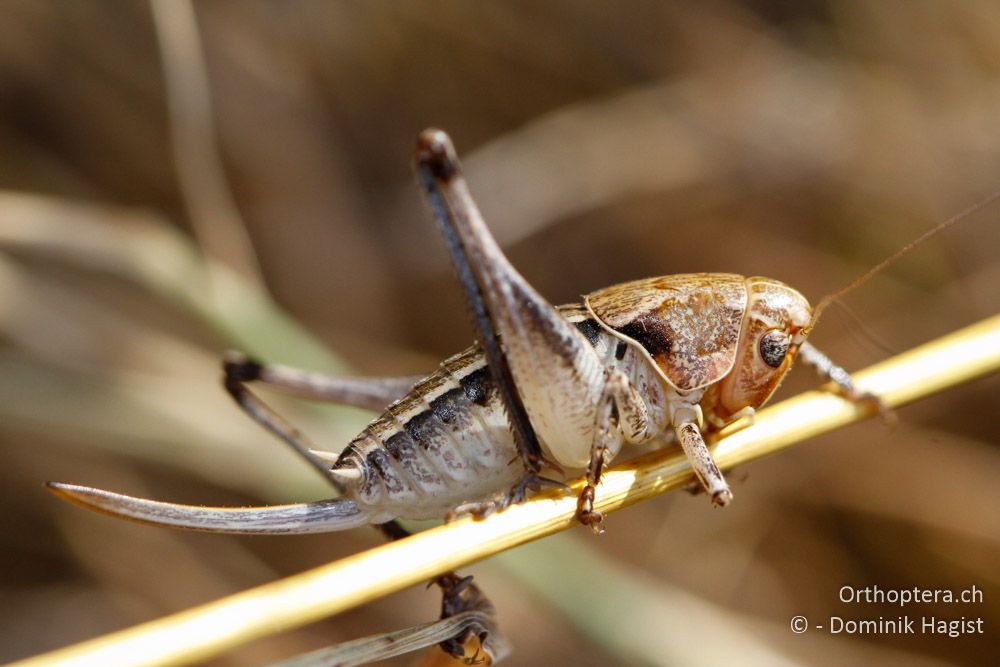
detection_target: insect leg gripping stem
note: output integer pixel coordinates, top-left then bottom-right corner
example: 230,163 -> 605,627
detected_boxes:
673,407 -> 733,507
797,342 -> 895,423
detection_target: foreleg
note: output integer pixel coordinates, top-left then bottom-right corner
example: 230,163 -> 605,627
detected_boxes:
797,341 -> 894,421
672,404 -> 732,507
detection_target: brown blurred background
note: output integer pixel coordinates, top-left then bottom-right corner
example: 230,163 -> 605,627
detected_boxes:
1,1 -> 998,665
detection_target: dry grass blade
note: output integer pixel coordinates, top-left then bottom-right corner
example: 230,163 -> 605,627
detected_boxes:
0,192 -> 349,371
9,313 -> 1000,667
149,0 -> 264,287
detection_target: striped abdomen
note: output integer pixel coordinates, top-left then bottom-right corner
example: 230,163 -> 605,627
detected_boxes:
330,304 -> 671,523
332,345 -> 522,521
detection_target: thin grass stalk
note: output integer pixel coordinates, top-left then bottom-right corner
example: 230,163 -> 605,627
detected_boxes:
10,313 -> 1000,667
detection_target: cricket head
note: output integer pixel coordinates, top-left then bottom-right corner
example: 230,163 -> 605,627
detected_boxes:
713,277 -> 812,421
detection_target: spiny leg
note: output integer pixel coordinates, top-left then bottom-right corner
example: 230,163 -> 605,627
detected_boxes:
576,406 -> 615,533
672,405 -> 732,507
46,359 -> 392,533
223,351 -> 422,412
48,369 -> 399,533
685,343 -> 886,504
448,476 -> 570,522
269,611 -> 507,667
226,359 -> 499,661
51,360 -> 416,532
434,573 -> 498,662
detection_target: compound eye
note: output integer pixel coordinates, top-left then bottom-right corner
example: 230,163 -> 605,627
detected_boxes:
759,330 -> 790,368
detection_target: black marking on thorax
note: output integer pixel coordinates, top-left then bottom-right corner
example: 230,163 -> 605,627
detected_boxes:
619,315 -> 672,357
574,318 -> 603,346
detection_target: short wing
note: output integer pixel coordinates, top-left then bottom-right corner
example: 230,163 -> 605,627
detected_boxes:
586,274 -> 747,391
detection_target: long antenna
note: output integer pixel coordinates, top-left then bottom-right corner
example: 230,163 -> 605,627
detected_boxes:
809,187 -> 1000,329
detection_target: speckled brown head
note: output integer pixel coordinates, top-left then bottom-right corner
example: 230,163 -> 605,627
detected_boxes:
714,277 -> 812,421
585,273 -> 812,424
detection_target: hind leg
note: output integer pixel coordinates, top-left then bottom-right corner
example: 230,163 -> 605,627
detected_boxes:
416,130 -> 608,487
223,351 -> 422,411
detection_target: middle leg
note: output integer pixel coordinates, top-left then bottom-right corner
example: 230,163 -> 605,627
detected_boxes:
577,370 -> 655,533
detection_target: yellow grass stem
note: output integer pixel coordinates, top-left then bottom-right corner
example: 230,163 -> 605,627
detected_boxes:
11,313 -> 1000,667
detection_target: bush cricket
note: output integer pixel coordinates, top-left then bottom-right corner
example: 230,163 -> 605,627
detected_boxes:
46,129 -> 996,664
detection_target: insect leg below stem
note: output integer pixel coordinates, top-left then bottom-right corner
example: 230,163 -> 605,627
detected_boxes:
268,610 -> 508,667
374,522 -> 500,662
228,363 -> 498,660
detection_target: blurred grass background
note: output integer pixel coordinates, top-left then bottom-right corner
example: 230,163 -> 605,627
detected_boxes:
1,1 -> 998,665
